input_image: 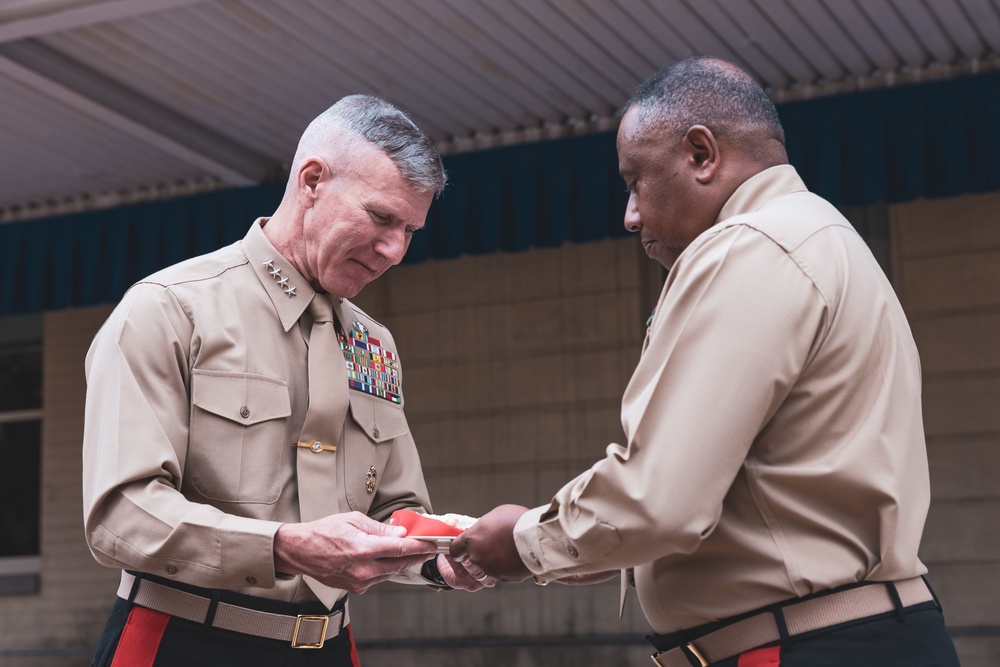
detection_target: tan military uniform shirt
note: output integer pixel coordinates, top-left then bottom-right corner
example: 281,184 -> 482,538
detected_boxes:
513,165 -> 931,632
83,218 -> 432,604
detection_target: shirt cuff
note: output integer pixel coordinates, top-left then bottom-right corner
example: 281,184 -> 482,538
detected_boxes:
513,504 -> 623,579
513,506 -> 561,577
221,517 -> 284,589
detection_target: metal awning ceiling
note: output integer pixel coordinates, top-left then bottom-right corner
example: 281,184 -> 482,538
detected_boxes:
1,0 -> 998,222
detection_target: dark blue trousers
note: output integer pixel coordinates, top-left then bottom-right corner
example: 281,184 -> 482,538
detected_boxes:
706,606 -> 960,666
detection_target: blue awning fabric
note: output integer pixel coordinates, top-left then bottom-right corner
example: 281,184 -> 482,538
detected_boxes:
3,69 -> 999,316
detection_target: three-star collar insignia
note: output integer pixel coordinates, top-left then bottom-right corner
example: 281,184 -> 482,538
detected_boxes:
263,258 -> 296,297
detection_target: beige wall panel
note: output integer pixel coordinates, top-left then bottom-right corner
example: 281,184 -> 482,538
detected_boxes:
350,578 -> 644,642
893,191 -> 1000,259
411,405 -> 622,476
921,499 -> 1000,562
927,436 -> 1000,500
912,312 -> 1000,375
402,348 -> 634,415
923,562 -> 1000,628
894,191 -> 1000,667
896,251 -> 1000,315
951,638 -> 1000,667
388,292 -> 642,371
370,239 -> 643,317
356,641 -> 651,667
421,461 -> 596,519
0,658 -> 88,667
923,376 -> 1000,436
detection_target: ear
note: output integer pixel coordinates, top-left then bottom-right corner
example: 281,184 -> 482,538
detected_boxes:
297,158 -> 326,208
684,125 -> 720,185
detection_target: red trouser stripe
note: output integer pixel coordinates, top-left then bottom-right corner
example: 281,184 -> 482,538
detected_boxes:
110,606 -> 171,667
738,645 -> 781,667
346,624 -> 361,667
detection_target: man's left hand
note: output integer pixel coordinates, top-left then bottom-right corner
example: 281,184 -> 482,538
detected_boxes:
450,504 -> 532,582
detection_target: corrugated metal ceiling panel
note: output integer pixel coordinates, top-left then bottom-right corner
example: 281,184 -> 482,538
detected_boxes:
0,0 -> 998,221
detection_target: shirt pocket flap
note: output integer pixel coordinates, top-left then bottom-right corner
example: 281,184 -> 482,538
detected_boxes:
192,370 -> 291,426
348,392 -> 408,443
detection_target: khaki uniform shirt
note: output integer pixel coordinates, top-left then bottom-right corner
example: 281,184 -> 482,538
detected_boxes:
83,218 -> 432,604
513,165 -> 930,632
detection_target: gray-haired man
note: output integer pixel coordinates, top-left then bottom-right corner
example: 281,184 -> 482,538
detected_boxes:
84,95 -> 489,666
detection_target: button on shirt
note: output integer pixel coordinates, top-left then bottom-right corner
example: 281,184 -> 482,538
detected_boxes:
513,165 -> 931,632
82,218 -> 432,603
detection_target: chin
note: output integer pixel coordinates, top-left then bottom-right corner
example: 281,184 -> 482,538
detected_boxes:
644,244 -> 675,270
321,273 -> 368,299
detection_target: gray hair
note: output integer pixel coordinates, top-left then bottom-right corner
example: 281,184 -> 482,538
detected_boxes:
292,94 -> 446,196
621,57 -> 784,148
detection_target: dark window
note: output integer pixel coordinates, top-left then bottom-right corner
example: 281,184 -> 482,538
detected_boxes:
0,411 -> 41,557
0,316 -> 42,594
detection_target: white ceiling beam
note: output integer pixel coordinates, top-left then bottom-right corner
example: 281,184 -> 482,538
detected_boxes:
0,52 -> 257,186
0,0 -> 207,43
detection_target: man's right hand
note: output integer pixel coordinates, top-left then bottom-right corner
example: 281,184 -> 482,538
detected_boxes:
273,511 -> 438,594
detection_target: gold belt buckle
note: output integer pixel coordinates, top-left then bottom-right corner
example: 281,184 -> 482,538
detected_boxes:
685,642 -> 709,667
291,614 -> 330,649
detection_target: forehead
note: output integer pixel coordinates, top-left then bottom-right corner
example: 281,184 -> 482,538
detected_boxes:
617,107 -> 665,170
617,106 -> 645,144
361,167 -> 434,225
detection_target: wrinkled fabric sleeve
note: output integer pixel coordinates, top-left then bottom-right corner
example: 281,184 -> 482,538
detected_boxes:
513,224 -> 828,578
82,283 -> 283,590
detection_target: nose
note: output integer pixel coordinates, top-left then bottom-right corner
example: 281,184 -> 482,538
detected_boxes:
624,192 -> 641,233
375,227 -> 409,265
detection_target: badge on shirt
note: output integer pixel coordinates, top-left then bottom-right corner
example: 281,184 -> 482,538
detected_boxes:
338,321 -> 402,404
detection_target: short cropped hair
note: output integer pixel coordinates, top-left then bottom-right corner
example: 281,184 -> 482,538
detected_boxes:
293,95 -> 446,196
622,57 -> 784,148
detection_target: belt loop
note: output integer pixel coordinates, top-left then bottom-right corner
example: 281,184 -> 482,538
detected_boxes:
204,589 -> 222,627
885,581 -> 907,622
126,572 -> 143,604
772,605 -> 793,653
923,576 -> 944,613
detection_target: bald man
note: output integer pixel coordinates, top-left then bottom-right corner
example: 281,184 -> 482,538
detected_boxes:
84,95 -> 490,667
452,58 -> 960,666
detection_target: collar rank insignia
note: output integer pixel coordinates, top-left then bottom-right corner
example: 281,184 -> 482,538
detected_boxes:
338,321 -> 402,404
262,258 -> 296,297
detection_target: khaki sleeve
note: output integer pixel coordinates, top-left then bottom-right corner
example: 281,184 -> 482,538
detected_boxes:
82,283 -> 283,590
513,225 -> 827,578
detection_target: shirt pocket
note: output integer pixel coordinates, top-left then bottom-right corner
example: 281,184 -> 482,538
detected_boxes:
341,392 -> 409,513
189,369 -> 292,504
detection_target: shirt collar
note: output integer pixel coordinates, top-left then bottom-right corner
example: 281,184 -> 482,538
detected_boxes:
242,217 -> 316,332
716,164 -> 808,225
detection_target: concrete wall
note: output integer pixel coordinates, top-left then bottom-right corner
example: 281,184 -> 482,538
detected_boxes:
893,191 -> 1000,667
0,192 -> 997,665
